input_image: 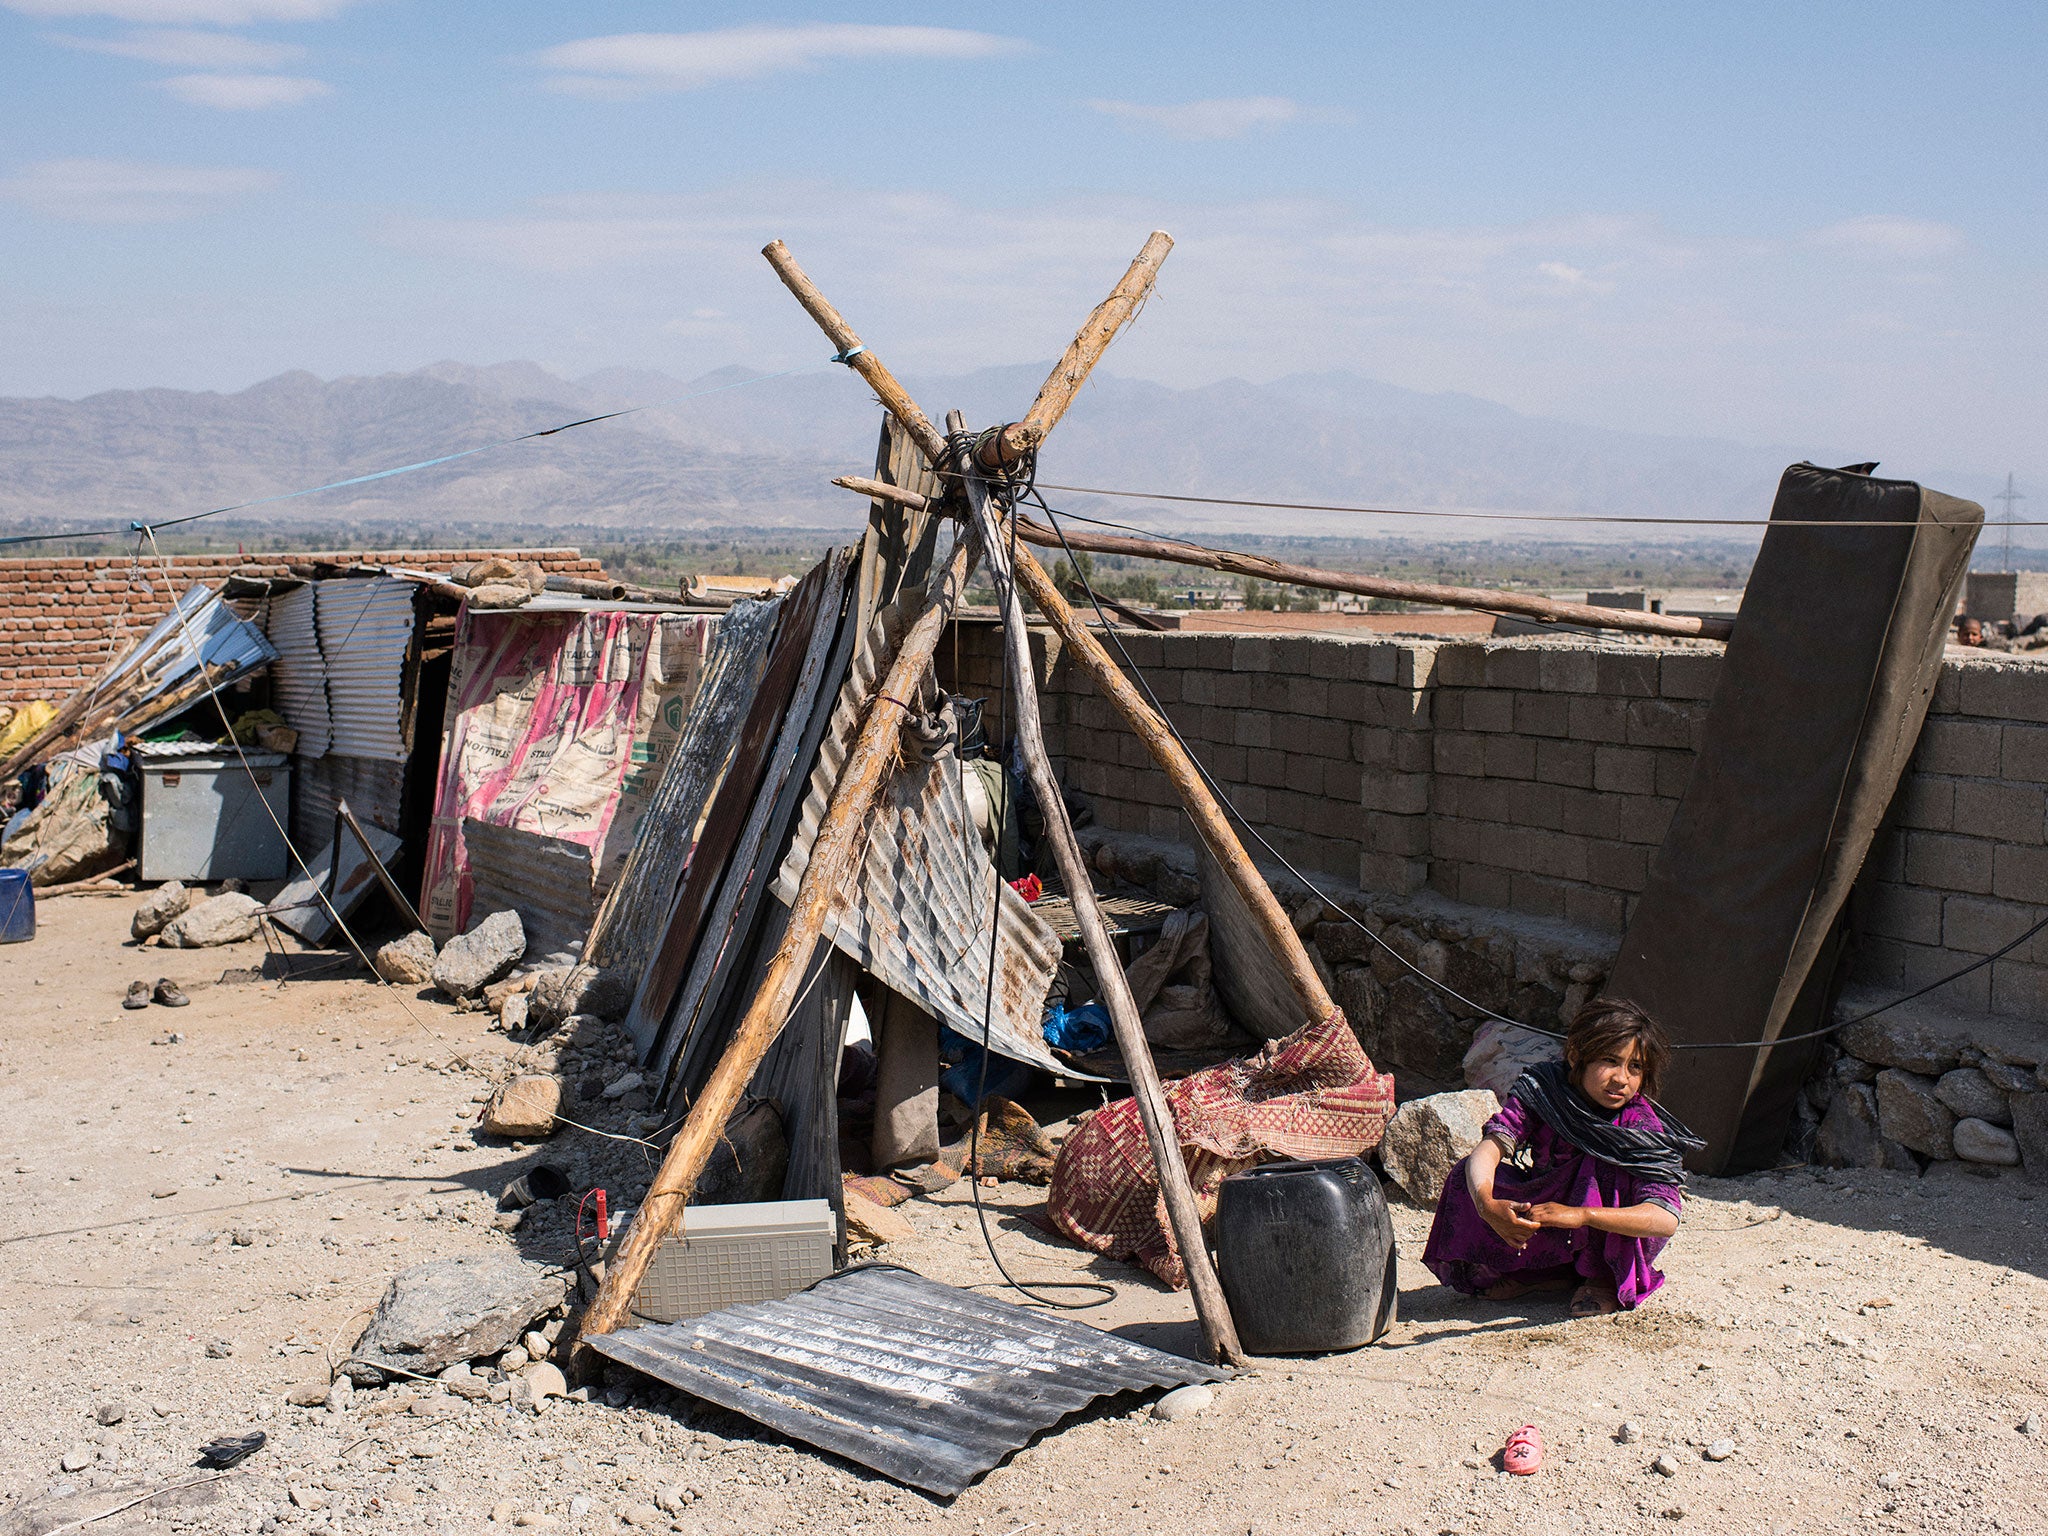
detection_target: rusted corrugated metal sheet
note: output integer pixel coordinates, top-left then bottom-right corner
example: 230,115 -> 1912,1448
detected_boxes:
262,584 -> 332,758
112,585 -> 278,735
315,579 -> 419,762
293,753 -> 405,857
462,816 -> 596,966
583,594 -> 781,979
772,604 -> 1070,1078
585,1265 -> 1229,1497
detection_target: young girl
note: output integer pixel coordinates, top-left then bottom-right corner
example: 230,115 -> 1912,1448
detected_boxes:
1422,999 -> 1703,1316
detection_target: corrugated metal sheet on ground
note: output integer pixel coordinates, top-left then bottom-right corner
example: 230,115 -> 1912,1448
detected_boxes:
262,584 -> 332,758
585,1264 -> 1229,1497
293,753 -> 406,859
462,816 -> 596,966
314,579 -> 418,762
772,602 -> 1072,1079
266,814 -> 403,945
584,595 -> 781,977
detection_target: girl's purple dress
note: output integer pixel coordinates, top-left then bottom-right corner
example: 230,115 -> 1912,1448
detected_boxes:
1421,1092 -> 1683,1308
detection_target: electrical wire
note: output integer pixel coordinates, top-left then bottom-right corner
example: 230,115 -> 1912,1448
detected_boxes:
1030,492 -> 2046,1055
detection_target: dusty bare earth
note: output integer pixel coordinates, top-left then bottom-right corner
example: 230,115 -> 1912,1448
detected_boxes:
3,894 -> 2045,1536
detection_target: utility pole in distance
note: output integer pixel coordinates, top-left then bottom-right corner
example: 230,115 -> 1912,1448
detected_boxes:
1995,472 -> 2024,572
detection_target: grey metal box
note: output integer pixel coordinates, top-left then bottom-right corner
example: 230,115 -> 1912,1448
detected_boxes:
622,1198 -> 837,1325
138,750 -> 291,883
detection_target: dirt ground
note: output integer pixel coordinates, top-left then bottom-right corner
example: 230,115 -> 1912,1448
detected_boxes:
3,893 -> 2045,1536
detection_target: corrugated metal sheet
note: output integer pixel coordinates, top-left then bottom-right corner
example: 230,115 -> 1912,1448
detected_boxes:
262,584 -> 332,758
314,579 -> 419,762
583,595 -> 781,977
267,814 -> 403,944
461,816 -> 596,966
113,585 -> 279,735
585,1265 -> 1229,1497
293,753 -> 405,858
772,604 -> 1072,1079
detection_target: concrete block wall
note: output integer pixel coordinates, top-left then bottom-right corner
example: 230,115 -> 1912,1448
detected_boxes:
941,620 -> 2048,1027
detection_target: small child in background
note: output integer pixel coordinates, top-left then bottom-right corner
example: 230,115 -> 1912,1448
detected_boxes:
1422,998 -> 1704,1315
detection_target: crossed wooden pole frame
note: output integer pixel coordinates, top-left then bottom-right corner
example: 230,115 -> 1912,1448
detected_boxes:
578,231 -> 1359,1368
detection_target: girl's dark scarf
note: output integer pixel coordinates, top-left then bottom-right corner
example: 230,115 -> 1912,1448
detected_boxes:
1507,1059 -> 1706,1185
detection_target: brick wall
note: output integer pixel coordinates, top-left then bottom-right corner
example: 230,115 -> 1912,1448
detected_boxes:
0,548 -> 607,705
943,619 -> 2048,1027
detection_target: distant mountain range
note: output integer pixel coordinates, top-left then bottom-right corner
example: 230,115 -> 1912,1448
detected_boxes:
0,360 -> 2012,541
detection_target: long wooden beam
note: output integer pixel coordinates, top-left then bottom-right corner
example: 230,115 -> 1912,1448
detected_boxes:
1007,538 -> 1338,1026
1012,514 -> 1734,641
574,534 -> 976,1352
976,232 -> 1175,469
953,412 -> 1245,1366
763,240 -> 951,468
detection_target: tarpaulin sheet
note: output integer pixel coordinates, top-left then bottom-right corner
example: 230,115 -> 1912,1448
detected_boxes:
421,607 -> 713,943
1606,464 -> 1981,1172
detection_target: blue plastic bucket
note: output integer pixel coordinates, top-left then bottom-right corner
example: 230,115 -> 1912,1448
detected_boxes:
0,868 -> 34,944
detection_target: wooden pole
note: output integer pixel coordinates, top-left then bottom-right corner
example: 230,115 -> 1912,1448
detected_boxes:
976,232 -> 1175,469
573,532 -> 977,1352
1007,538 -> 1338,1027
1011,515 -> 1735,642
832,474 -> 932,513
763,240 -> 951,468
952,413 -> 1245,1366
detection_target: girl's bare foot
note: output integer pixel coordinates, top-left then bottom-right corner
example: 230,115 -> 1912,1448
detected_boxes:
1570,1282 -> 1622,1317
1483,1275 -> 1575,1301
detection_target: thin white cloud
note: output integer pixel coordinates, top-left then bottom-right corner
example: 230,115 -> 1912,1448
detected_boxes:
534,24 -> 1032,98
1087,95 -> 1337,142
159,71 -> 331,108
0,156 -> 279,220
48,26 -> 305,66
1808,215 -> 1964,261
3,0 -> 352,19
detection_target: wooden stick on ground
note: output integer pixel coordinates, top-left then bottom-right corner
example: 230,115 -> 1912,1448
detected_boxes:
573,532 -> 978,1353
953,411 -> 1246,1365
1012,515 -> 1735,642
1009,542 -> 1336,1025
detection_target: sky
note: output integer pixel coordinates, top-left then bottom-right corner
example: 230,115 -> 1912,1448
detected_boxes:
1,2 -> 2044,480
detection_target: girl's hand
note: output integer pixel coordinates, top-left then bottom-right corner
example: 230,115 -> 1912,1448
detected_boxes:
1480,1197 -> 1540,1250
1522,1202 -> 1589,1230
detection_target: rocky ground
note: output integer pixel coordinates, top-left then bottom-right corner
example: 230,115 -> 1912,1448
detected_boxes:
3,894 -> 2045,1536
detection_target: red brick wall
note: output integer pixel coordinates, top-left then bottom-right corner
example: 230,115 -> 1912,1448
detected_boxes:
0,548 -> 609,705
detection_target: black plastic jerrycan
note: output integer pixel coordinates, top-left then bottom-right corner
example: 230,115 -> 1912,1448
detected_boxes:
1213,1156 -> 1397,1354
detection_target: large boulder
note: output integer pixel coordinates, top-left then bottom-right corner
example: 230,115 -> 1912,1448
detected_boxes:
529,964 -> 632,1030
1461,1018 -> 1562,1098
373,931 -> 437,986
1933,1067 -> 2010,1126
480,1075 -> 560,1138
1378,1088 -> 1500,1203
163,892 -> 263,948
1875,1068 -> 1955,1159
131,882 -> 192,941
1836,1016 -> 1961,1077
1813,1083 -> 1918,1171
431,910 -> 526,999
343,1255 -> 567,1385
1952,1117 -> 2021,1166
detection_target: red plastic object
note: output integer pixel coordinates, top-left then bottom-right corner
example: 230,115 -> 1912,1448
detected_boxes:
1504,1424 -> 1543,1475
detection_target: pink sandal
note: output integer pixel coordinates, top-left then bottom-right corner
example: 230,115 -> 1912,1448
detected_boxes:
1503,1424 -> 1543,1475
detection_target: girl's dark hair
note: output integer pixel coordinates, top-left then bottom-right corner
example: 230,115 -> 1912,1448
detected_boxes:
1564,997 -> 1670,1099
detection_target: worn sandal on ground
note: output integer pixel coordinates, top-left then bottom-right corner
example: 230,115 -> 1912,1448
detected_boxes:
122,980 -> 151,1010
152,978 -> 190,1007
1503,1424 -> 1543,1475
1570,1282 -> 1623,1317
